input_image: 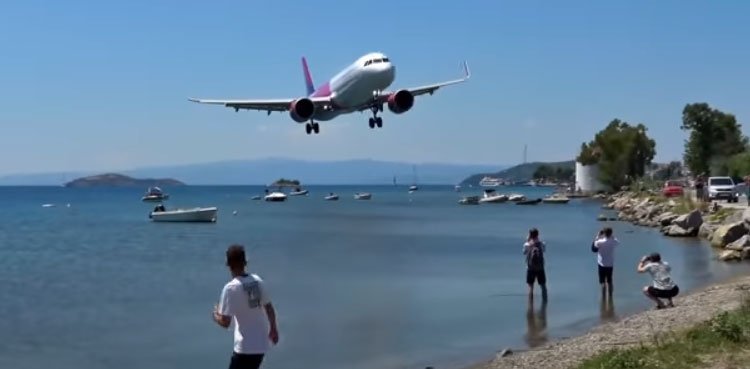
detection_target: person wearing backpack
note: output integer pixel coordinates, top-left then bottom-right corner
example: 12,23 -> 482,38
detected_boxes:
523,228 -> 548,302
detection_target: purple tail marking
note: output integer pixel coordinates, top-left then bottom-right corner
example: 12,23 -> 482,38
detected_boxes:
302,57 -> 315,96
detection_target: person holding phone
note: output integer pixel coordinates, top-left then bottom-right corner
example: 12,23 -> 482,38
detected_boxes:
592,228 -> 618,299
637,252 -> 679,309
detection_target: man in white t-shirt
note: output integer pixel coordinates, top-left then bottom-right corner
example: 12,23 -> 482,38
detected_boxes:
592,227 -> 619,299
213,245 -> 279,369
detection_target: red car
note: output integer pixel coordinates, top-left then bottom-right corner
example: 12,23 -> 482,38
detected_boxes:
662,180 -> 684,197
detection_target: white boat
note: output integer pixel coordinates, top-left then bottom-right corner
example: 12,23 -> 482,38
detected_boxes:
141,187 -> 169,202
354,192 -> 372,200
289,188 -> 309,196
264,192 -> 287,202
458,196 -> 480,205
508,194 -> 526,202
150,207 -> 217,222
454,185 -> 462,192
479,189 -> 508,203
542,194 -> 570,204
408,185 -> 418,192
479,176 -> 504,187
324,193 -> 339,201
42,203 -> 56,208
409,165 -> 419,192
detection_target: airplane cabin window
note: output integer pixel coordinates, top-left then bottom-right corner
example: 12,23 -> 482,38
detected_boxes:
383,58 -> 390,62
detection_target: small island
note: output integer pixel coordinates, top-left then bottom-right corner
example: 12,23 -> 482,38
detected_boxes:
270,178 -> 301,187
64,173 -> 185,188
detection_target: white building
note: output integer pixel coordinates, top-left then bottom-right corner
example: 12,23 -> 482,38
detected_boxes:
575,162 -> 607,193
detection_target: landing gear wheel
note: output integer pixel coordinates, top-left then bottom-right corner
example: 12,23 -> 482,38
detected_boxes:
375,117 -> 382,128
305,123 -> 312,135
313,123 -> 320,134
369,118 -> 375,129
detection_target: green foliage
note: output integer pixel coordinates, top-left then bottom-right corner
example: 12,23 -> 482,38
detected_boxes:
577,119 -> 656,191
681,103 -> 748,176
725,151 -> 750,179
673,196 -> 708,214
576,297 -> 750,369
532,164 -> 574,182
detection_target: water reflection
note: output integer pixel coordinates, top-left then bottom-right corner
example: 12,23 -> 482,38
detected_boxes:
524,299 -> 548,348
600,296 -> 616,323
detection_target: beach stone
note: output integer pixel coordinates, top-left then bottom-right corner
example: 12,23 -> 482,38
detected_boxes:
744,207 -> 750,231
742,247 -> 750,260
726,235 -> 750,251
710,222 -> 748,248
672,209 -> 703,230
665,224 -> 696,237
719,249 -> 741,262
698,223 -> 717,239
657,212 -> 679,226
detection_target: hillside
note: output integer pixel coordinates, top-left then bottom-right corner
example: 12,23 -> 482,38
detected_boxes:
461,160 -> 575,185
64,173 -> 184,188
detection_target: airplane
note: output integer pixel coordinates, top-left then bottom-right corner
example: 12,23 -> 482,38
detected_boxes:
188,52 -> 470,135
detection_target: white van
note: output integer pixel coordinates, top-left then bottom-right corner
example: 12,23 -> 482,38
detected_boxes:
707,176 -> 739,203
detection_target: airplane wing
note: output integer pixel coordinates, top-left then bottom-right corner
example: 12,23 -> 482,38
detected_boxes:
359,61 -> 470,111
187,97 -> 332,112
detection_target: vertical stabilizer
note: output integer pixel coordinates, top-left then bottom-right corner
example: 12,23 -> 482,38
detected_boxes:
301,57 -> 315,96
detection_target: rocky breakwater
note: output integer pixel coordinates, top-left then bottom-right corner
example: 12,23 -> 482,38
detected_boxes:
604,192 -> 750,262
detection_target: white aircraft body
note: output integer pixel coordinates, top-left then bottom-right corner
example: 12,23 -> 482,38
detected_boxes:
189,52 -> 470,134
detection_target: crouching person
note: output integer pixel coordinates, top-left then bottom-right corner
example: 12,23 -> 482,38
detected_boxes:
637,252 -> 679,309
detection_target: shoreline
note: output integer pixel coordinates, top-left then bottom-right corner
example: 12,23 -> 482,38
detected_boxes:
465,270 -> 750,369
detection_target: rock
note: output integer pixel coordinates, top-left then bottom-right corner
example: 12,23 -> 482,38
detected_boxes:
597,214 -> 607,221
665,225 -> 696,237
719,249 -> 741,261
745,207 -> 750,231
742,248 -> 750,260
672,209 -> 703,230
710,222 -> 748,248
657,212 -> 679,227
726,235 -> 750,251
699,223 -> 717,239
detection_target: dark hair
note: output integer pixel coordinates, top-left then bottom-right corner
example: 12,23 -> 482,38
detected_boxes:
226,244 -> 247,268
647,252 -> 661,263
603,227 -> 613,237
528,228 -> 539,240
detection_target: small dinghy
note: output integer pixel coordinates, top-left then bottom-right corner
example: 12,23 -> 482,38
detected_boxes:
458,196 -> 480,205
150,206 -> 217,223
324,193 -> 339,201
141,187 -> 169,202
479,189 -> 508,203
542,194 -> 570,204
354,192 -> 372,200
289,188 -> 309,196
508,194 -> 526,202
516,198 -> 542,205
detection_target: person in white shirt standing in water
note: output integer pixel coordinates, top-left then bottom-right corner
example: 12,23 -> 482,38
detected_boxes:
592,227 -> 619,300
213,245 -> 279,369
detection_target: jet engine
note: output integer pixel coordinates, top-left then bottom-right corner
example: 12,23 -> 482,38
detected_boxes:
387,90 -> 414,114
289,98 -> 315,122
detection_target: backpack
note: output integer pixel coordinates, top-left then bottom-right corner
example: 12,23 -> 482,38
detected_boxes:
527,241 -> 545,271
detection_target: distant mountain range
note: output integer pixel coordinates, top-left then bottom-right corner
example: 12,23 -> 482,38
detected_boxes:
0,158 -> 505,186
461,160 -> 575,185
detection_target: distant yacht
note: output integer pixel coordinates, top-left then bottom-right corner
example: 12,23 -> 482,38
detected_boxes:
409,165 -> 419,192
479,176 -> 503,187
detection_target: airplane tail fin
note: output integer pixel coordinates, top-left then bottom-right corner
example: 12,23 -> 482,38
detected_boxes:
301,57 -> 315,96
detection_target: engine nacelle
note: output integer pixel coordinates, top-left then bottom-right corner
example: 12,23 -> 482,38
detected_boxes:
289,98 -> 315,123
387,90 -> 414,114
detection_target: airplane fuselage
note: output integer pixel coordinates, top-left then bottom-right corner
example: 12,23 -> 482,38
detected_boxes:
310,52 -> 395,121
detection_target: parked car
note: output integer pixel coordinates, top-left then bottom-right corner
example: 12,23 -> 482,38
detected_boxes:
662,180 -> 685,197
707,176 -> 739,203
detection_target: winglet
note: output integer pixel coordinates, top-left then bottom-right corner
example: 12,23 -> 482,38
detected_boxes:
462,61 -> 471,80
302,57 -> 315,96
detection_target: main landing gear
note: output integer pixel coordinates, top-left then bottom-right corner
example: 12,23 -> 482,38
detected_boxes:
305,122 -> 320,135
368,105 -> 383,129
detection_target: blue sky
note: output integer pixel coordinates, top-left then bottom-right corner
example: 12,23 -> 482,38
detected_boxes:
1,1 -> 749,175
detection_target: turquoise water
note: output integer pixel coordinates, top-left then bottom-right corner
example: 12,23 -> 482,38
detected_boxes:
1,185 -> 747,369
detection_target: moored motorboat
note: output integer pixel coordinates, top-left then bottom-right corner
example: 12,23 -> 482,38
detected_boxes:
324,193 -> 339,201
516,198 -> 542,205
141,187 -> 169,202
149,206 -> 217,222
479,189 -> 508,203
354,192 -> 372,200
264,192 -> 287,202
408,185 -> 418,192
289,188 -> 309,196
542,194 -> 570,204
508,194 -> 526,202
458,195 -> 480,205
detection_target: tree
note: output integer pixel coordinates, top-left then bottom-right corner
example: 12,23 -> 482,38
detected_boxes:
577,119 -> 656,191
726,151 -> 750,179
681,103 -> 747,175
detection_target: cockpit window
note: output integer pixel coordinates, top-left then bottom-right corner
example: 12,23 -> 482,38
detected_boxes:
364,60 -> 371,66
364,58 -> 388,67
383,58 -> 389,62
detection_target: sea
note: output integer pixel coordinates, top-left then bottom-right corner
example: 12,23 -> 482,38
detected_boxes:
1,185 -> 748,369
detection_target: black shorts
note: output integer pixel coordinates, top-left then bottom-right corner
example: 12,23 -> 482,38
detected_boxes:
526,269 -> 546,285
598,265 -> 613,285
647,286 -> 679,299
229,353 -> 265,369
